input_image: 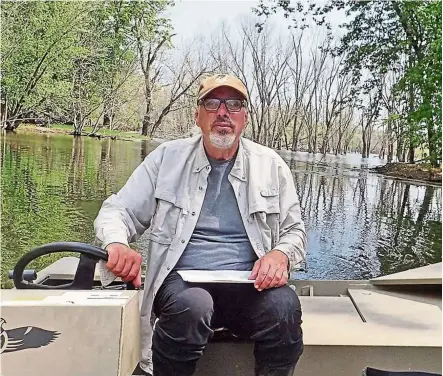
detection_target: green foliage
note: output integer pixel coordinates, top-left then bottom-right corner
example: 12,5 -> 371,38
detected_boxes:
0,0 -> 174,132
1,2 -> 85,118
395,1 -> 442,165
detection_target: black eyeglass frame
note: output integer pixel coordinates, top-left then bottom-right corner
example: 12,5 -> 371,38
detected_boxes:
197,98 -> 248,112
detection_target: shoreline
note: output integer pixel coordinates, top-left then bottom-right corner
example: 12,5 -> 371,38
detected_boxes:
10,123 -> 150,142
370,163 -> 442,185
7,125 -> 442,185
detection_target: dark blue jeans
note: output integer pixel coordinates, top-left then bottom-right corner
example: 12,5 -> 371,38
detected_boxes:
152,271 -> 304,376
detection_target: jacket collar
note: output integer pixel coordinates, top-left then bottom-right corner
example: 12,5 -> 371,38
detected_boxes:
230,138 -> 247,182
194,135 -> 210,173
194,135 -> 247,182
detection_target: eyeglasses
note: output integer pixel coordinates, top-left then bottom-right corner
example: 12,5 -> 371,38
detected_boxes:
198,98 -> 247,112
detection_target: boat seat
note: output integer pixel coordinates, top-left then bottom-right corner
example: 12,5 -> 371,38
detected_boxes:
363,367 -> 442,376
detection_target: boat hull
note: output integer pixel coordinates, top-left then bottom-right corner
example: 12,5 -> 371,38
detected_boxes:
3,257 -> 442,376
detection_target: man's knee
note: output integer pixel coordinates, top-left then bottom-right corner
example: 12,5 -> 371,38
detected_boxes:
262,286 -> 302,321
252,286 -> 304,367
153,287 -> 214,355
252,286 -> 303,341
168,287 -> 214,322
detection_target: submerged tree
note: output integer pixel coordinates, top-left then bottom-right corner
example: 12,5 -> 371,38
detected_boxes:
254,0 -> 442,165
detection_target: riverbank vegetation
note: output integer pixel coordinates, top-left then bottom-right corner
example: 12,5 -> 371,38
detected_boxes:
20,123 -> 151,141
1,1 -> 441,168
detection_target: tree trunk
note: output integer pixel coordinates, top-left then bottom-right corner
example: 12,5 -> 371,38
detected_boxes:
426,118 -> 438,167
408,143 -> 415,163
142,114 -> 150,136
102,111 -> 114,129
401,148 -> 407,162
150,103 -> 172,137
396,139 -> 404,162
387,141 -> 393,163
291,115 -> 299,151
386,120 -> 393,163
362,127 -> 369,158
73,113 -> 83,136
0,99 -> 7,127
335,134 -> 342,155
378,144 -> 385,159
141,84 -> 151,136
141,68 -> 152,136
4,120 -> 18,131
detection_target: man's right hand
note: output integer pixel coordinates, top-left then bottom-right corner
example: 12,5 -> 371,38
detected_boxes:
105,243 -> 143,288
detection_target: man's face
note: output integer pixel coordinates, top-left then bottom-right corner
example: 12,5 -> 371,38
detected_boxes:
195,86 -> 248,150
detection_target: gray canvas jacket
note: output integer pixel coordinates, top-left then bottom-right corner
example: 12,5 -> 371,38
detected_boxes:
94,135 -> 307,373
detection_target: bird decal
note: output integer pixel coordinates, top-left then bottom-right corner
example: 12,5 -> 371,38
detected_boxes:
0,317 -> 60,354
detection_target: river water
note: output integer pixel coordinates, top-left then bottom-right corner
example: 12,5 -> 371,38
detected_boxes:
1,131 -> 441,287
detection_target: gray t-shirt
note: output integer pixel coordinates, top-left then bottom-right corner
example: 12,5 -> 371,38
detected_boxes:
174,156 -> 258,271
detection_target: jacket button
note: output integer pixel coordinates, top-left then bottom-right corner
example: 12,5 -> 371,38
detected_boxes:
199,186 -> 203,190
206,166 -> 210,170
191,211 -> 196,216
181,239 -> 185,243
166,266 -> 170,271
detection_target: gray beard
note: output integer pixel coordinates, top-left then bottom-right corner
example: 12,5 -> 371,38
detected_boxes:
209,130 -> 236,149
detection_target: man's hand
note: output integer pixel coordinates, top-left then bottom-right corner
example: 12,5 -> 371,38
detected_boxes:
105,243 -> 143,288
249,250 -> 289,291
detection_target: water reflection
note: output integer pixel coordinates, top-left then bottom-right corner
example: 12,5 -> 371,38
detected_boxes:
287,153 -> 442,280
1,132 -> 441,287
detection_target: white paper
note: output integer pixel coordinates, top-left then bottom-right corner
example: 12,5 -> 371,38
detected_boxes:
177,270 -> 255,283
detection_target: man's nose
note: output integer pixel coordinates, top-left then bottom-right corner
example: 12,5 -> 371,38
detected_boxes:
217,102 -> 229,116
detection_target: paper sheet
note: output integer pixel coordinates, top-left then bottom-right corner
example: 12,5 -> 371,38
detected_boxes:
177,270 -> 255,283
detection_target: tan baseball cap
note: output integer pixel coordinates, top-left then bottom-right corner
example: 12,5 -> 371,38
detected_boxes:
197,74 -> 248,101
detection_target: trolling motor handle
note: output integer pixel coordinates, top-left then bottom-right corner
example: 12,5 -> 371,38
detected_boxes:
13,242 -> 136,290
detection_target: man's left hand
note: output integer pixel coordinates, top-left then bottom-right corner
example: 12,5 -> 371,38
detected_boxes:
249,250 -> 289,291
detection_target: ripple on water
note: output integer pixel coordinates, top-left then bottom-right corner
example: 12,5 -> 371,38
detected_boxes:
1,132 -> 441,286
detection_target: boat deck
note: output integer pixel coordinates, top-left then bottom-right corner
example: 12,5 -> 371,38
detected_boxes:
19,257 -> 443,376
33,257 -> 442,348
300,291 -> 441,347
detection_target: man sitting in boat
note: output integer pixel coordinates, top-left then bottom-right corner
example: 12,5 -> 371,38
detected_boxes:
94,73 -> 307,376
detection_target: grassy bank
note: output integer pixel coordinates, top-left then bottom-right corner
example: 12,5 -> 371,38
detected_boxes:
18,123 -> 151,141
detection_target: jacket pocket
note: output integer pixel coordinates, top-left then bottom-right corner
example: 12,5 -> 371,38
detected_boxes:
148,190 -> 182,245
252,190 -> 280,252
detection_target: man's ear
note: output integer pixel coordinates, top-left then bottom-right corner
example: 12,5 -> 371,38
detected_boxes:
194,108 -> 200,127
244,108 -> 248,124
